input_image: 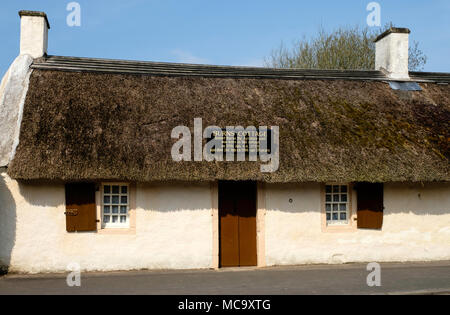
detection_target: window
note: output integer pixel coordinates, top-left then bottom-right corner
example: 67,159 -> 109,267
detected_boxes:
325,184 -> 349,225
102,183 -> 129,228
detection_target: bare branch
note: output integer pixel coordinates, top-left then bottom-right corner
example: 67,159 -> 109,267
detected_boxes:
265,24 -> 427,71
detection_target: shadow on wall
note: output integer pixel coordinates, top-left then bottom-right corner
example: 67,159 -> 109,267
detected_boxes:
17,180 -> 64,208
265,182 -> 450,216
384,182 -> 450,216
0,170 -> 16,275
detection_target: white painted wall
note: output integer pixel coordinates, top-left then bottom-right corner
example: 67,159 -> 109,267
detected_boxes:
0,172 -> 213,273
1,173 -> 449,273
0,55 -> 33,167
265,183 -> 450,266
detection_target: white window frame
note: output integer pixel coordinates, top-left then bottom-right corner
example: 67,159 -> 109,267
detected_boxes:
325,183 -> 350,226
101,183 -> 130,229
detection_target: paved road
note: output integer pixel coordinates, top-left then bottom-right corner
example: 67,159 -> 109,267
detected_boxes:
0,261 -> 449,295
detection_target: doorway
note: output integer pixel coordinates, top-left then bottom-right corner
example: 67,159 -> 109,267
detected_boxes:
219,181 -> 257,267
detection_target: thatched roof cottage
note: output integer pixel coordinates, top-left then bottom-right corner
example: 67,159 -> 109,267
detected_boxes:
0,11 -> 449,273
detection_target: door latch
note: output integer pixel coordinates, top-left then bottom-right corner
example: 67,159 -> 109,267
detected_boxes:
64,209 -> 78,216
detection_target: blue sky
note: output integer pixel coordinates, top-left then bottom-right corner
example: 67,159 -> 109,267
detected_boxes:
1,0 -> 449,76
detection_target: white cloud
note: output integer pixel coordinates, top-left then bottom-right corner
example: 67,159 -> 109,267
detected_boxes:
231,58 -> 265,68
169,51 -> 265,68
170,49 -> 210,64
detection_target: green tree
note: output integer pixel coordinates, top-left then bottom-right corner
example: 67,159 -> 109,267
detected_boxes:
265,25 -> 427,71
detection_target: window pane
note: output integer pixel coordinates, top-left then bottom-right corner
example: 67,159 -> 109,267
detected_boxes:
340,213 -> 347,220
326,204 -> 331,212
340,204 -> 347,211
326,194 -> 331,202
112,206 -> 119,214
332,213 -> 338,220
341,194 -> 347,202
104,185 -> 111,194
333,185 -> 339,193
326,185 -> 332,193
120,216 -> 126,223
121,196 -> 128,204
340,185 -> 347,193
112,195 -> 119,204
103,215 -> 110,223
103,206 -> 110,214
333,194 -> 339,202
112,186 -> 120,194
103,196 -> 110,204
326,213 -> 331,221
333,204 -> 338,211
120,206 -> 127,214
121,186 -> 128,194
112,216 -> 118,223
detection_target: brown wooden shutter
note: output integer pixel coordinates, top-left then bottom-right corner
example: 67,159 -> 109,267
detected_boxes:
356,183 -> 384,229
65,183 -> 97,232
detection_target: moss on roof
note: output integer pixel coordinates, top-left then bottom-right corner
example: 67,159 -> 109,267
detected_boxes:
7,69 -> 450,182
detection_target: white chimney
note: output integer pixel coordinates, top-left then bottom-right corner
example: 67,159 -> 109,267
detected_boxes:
374,27 -> 410,80
19,10 -> 50,58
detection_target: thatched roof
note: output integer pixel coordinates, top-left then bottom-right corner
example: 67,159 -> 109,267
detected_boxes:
7,56 -> 450,182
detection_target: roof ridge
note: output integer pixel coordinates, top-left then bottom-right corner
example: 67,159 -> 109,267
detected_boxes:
31,55 -> 386,81
30,55 -> 450,83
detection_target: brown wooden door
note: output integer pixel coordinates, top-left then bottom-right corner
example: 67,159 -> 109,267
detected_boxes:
356,183 -> 384,229
65,183 -> 97,232
219,181 -> 257,267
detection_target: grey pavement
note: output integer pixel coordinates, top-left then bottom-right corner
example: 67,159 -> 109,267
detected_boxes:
0,261 -> 449,295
